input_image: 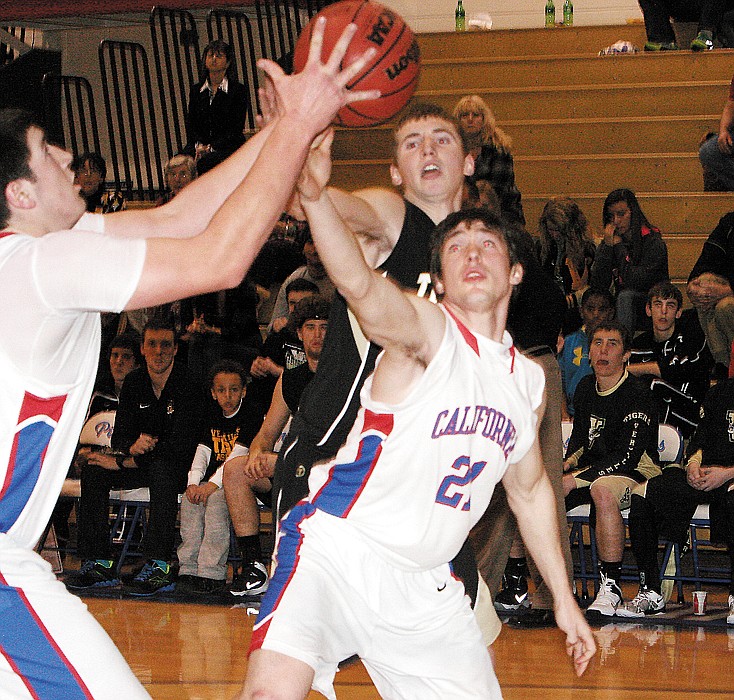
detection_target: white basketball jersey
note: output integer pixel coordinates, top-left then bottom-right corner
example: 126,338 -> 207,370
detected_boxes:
308,305 -> 545,570
0,216 -> 145,550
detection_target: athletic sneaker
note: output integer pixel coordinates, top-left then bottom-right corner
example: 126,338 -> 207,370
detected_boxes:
65,559 -> 119,589
586,573 -> 623,617
644,41 -> 678,51
727,595 -> 734,625
196,577 -> 226,595
230,561 -> 269,597
175,574 -> 201,594
494,572 -> 531,611
124,559 -> 175,596
617,587 -> 666,617
691,30 -> 714,51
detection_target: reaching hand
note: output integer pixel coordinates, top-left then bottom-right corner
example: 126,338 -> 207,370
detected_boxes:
298,128 -> 335,203
555,599 -> 596,676
257,18 -> 380,138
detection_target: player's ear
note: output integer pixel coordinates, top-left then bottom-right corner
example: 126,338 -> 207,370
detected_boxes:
463,152 -> 475,177
389,164 -> 403,187
509,262 -> 523,287
5,179 -> 35,211
645,303 -> 652,318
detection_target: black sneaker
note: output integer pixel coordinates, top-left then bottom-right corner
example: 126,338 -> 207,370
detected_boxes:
65,559 -> 119,590
124,559 -> 175,596
230,561 -> 269,597
494,572 -> 531,611
176,574 -> 202,594
195,577 -> 227,595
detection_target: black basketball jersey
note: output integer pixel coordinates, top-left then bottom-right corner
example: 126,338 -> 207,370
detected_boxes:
295,200 -> 435,459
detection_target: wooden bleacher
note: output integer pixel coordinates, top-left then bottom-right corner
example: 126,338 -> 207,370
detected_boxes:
329,24 -> 734,292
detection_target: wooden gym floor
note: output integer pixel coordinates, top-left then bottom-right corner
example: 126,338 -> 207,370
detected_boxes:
85,584 -> 734,699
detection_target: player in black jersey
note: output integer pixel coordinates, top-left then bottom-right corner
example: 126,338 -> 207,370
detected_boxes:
622,378 -> 734,620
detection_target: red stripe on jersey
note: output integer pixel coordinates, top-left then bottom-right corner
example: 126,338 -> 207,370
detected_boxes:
0,232 -> 17,239
443,305 -> 480,356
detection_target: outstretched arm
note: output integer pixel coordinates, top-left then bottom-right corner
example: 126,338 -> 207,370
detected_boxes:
123,20 -> 379,310
502,408 -> 596,677
299,131 -> 444,385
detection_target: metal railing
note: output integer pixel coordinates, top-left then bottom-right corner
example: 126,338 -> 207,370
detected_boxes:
41,74 -> 101,156
99,40 -> 165,200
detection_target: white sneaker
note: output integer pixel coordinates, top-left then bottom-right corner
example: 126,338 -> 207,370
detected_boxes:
587,573 -> 623,617
617,587 -> 665,617
727,595 -> 734,625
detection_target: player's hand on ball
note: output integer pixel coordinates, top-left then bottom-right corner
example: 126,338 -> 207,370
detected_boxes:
257,18 -> 379,136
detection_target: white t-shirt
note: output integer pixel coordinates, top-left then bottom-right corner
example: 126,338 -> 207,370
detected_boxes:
0,213 -> 145,548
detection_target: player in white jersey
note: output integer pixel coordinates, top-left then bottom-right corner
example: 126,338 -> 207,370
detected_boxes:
239,133 -> 596,700
0,24 -> 378,699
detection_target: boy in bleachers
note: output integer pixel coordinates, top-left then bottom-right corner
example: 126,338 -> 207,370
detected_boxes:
177,360 -> 263,594
558,288 -> 614,418
622,377 -> 734,622
628,282 -> 713,438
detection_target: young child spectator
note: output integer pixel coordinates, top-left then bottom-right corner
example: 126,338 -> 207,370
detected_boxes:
177,360 -> 262,594
537,196 -> 597,335
622,376 -> 734,622
591,188 -> 669,333
453,94 -> 525,226
224,296 -> 329,598
563,320 -> 661,617
558,288 -> 615,419
628,282 -> 713,438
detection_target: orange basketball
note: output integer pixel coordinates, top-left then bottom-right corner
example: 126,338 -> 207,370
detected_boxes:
293,0 -> 420,128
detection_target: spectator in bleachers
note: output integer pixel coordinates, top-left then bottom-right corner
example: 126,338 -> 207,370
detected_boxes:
156,154 -> 197,206
223,296 -> 329,598
246,280 -> 319,420
687,211 -> 734,371
267,237 -> 334,332
558,287 -> 615,419
184,39 -> 248,175
177,360 -> 261,595
591,188 -> 669,333
622,377 -> 734,623
638,0 -> 734,51
453,94 -> 525,226
563,320 -> 661,617
71,152 -> 126,213
537,196 -> 597,335
699,73 -> 734,191
67,318 -> 201,595
628,282 -> 713,438
52,334 -> 140,555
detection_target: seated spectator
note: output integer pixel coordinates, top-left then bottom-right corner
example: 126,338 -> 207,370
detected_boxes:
177,360 -> 262,595
558,288 -> 615,419
246,280 -> 319,419
628,282 -> 713,438
453,94 -> 525,225
699,73 -> 734,191
537,196 -> 597,335
687,211 -> 734,371
66,319 -> 200,595
591,188 -> 669,333
638,0 -> 734,50
622,377 -> 734,623
71,152 -> 126,213
156,154 -> 197,206
183,39 -> 248,175
267,238 -> 334,332
223,296 -> 329,597
563,320 -> 661,617
52,334 -> 140,553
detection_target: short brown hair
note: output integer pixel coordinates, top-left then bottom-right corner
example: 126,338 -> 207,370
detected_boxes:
393,103 -> 468,157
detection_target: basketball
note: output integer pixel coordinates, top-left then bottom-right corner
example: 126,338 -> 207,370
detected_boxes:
293,0 -> 420,128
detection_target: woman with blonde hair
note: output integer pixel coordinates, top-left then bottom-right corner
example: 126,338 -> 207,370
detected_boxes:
454,94 -> 525,224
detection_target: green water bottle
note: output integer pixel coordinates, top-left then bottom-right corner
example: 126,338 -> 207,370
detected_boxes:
545,0 -> 555,28
455,0 -> 466,31
563,0 -> 573,26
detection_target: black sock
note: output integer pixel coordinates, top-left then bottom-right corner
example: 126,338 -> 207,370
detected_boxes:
629,493 -> 661,592
238,535 -> 262,565
599,560 -> 622,584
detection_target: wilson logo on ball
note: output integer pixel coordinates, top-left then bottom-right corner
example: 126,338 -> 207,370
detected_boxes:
293,0 -> 421,128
